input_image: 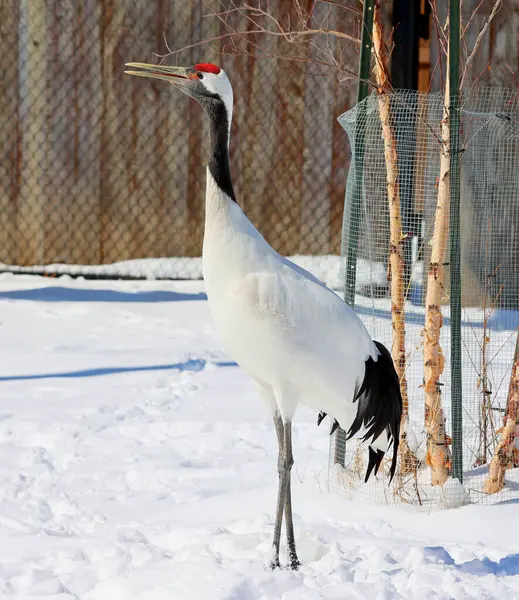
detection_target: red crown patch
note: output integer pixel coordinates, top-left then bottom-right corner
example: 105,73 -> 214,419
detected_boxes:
194,63 -> 221,75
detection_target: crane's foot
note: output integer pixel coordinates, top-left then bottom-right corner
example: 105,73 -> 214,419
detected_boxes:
268,557 -> 300,571
287,550 -> 301,571
268,557 -> 281,570
268,544 -> 281,570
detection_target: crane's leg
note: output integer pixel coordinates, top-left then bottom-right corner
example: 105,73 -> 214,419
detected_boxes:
270,413 -> 285,570
271,414 -> 299,570
285,421 -> 301,571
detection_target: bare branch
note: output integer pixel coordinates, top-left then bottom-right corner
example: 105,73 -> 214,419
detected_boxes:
153,32 -> 237,61
429,0 -> 449,47
428,0 -> 448,92
316,0 -> 361,16
461,0 -> 485,39
461,0 -> 503,88
155,0 -> 362,85
210,2 -> 360,45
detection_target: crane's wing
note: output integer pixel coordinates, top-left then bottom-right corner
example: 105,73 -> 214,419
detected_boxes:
238,266 -> 376,367
231,257 -> 400,480
280,255 -> 328,289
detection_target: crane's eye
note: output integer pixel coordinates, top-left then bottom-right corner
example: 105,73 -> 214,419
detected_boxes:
197,72 -> 204,80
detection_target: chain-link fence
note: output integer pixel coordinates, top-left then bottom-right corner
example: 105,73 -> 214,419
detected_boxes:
0,0 -> 360,279
330,89 -> 519,509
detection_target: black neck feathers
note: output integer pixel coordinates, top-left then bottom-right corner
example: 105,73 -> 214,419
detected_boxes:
203,99 -> 236,203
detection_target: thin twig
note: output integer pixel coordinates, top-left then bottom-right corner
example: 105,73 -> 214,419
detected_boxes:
429,0 -> 447,93
461,0 -> 503,88
157,0 -> 365,84
317,0 -> 361,15
201,1 -> 359,43
462,0 -> 485,38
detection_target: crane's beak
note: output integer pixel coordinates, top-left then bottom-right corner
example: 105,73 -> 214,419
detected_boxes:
124,63 -> 190,87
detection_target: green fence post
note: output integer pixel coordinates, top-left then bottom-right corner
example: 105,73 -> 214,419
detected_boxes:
449,0 -> 463,482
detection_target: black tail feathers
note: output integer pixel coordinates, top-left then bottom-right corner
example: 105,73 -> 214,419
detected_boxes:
365,447 -> 385,483
317,341 -> 402,483
348,341 -> 402,483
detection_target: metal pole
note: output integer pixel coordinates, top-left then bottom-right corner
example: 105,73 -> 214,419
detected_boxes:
449,0 -> 463,482
335,0 -> 375,465
356,0 -> 375,104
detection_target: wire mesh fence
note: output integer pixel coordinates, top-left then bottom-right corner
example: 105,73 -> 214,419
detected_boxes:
0,0 -> 357,279
330,89 -> 519,509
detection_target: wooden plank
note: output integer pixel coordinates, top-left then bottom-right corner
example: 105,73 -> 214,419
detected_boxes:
152,0 -> 190,258
299,2 -> 355,255
300,63 -> 333,254
42,0 -> 101,264
330,6 -> 357,255
185,0 -> 208,257
330,75 -> 355,254
266,0 -> 306,255
117,0 -> 195,260
43,0 -> 74,263
18,0 -> 48,265
125,0 -> 163,260
99,0 -> 131,263
228,24 -> 277,244
0,0 -> 20,264
70,0 -> 103,264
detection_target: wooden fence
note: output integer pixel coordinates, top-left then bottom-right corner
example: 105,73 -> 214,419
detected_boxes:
0,0 -> 357,266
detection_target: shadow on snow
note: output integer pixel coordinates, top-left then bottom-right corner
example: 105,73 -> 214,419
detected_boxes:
354,304 -> 519,331
0,359 -> 238,382
2,286 -> 517,330
0,286 -> 207,303
425,546 -> 519,577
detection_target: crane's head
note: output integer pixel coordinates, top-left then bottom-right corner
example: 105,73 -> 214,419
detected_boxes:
125,62 -> 233,119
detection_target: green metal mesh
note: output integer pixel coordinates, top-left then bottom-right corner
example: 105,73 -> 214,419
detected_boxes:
330,89 -> 519,509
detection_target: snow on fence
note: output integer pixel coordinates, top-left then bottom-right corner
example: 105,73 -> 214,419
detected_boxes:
330,89 -> 519,509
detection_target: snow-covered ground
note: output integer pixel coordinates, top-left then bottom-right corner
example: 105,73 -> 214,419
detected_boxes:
1,274 -> 519,599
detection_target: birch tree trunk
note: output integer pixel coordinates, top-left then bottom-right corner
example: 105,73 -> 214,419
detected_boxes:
484,334 -> 519,493
423,60 -> 453,486
372,4 -> 416,475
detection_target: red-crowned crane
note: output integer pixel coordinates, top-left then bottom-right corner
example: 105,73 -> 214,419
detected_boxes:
125,61 -> 402,571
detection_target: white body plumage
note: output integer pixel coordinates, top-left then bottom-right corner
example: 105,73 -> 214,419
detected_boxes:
203,171 -> 378,428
